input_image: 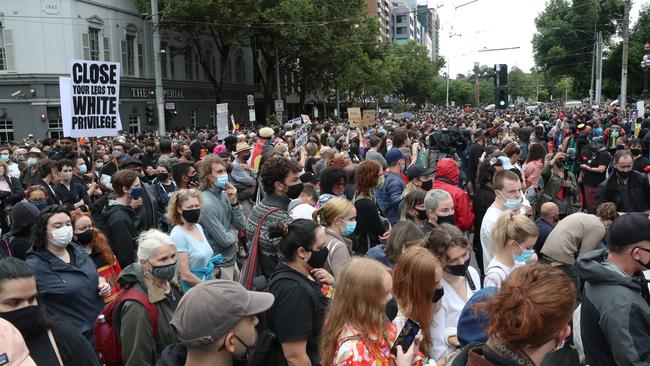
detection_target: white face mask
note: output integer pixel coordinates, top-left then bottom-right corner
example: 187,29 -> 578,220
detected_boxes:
50,226 -> 73,248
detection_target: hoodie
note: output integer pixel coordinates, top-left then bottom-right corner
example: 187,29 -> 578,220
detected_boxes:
366,244 -> 395,268
104,203 -> 138,267
8,202 -> 40,259
577,249 -> 650,366
433,158 -> 475,232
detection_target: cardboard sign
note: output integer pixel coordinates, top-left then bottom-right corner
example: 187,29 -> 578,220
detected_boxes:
216,103 -> 229,140
362,110 -> 378,126
301,114 -> 311,123
347,107 -> 362,127
295,122 -> 312,149
61,60 -> 122,137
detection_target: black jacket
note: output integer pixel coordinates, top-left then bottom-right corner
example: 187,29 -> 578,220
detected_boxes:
596,170 -> 650,212
8,202 -> 40,259
104,203 -> 138,267
0,176 -> 24,206
23,319 -> 100,366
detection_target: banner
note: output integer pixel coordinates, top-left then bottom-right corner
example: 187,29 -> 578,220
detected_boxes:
216,103 -> 229,140
61,60 -> 122,137
362,110 -> 378,126
295,122 -> 312,149
347,107 -> 362,127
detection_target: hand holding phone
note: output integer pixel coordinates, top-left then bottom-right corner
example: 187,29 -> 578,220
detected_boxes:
391,319 -> 421,356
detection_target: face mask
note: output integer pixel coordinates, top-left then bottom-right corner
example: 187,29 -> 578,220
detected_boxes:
445,258 -> 470,277
189,173 -> 199,184
50,226 -> 73,248
131,187 -> 143,199
432,287 -> 444,303
501,195 -> 523,211
554,339 -> 565,352
616,145 -> 626,151
112,150 -> 123,159
635,247 -> 650,269
61,172 -> 73,181
61,145 -> 73,153
376,175 -> 385,189
150,262 -> 177,281
31,200 -> 47,210
240,154 -> 251,162
0,305 -> 41,336
631,148 -> 642,156
416,208 -> 428,221
95,162 -> 104,170
306,247 -> 329,269
228,334 -> 253,361
286,182 -> 304,200
28,157 -> 38,166
512,243 -> 534,263
386,144 -> 393,151
156,172 -> 169,182
182,208 -> 201,224
420,179 -> 433,191
556,158 -> 567,168
76,228 -> 94,246
616,168 -> 631,179
0,154 -> 9,162
215,174 -> 229,188
437,214 -> 456,226
341,220 -> 357,237
79,164 -> 88,174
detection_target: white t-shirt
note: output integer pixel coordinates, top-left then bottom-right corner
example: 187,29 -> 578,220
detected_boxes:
480,206 -> 503,272
484,258 -> 523,289
289,202 -> 316,220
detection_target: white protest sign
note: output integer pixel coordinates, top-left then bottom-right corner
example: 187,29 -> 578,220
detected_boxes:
216,103 -> 229,140
288,117 -> 302,126
61,60 -> 122,137
249,109 -> 256,122
295,122 -> 311,149
301,114 -> 311,123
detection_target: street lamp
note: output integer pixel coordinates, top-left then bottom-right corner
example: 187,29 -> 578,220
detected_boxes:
641,42 -> 650,99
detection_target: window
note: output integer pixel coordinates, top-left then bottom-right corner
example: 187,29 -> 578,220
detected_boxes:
128,115 -> 139,134
138,43 -> 144,77
235,49 -> 245,83
121,35 -> 135,76
88,28 -> 100,60
194,53 -> 199,80
0,120 -> 13,142
0,24 -> 13,71
48,108 -> 63,139
396,15 -> 403,23
190,110 -> 197,128
185,49 -> 192,80
396,27 -> 405,35
103,36 -> 110,61
160,42 -> 167,79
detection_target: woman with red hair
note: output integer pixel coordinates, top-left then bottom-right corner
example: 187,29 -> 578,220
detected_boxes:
71,210 -> 122,303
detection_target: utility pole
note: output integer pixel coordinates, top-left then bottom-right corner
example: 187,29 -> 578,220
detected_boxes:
590,40 -> 595,104
445,61 -> 450,107
620,0 -> 631,108
151,0 -> 165,136
595,32 -> 603,104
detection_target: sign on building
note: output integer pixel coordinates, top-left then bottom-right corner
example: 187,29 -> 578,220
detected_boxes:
60,60 -> 122,137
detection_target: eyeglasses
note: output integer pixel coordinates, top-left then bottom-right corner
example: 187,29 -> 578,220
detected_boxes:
636,247 -> 650,253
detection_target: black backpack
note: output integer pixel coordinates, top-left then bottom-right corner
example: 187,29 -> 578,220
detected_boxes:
247,272 -> 319,366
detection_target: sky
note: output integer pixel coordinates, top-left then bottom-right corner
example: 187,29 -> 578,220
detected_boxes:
426,0 -> 649,79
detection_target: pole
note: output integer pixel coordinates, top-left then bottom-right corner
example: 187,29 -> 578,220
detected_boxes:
620,0 -> 630,108
595,32 -> 603,104
151,0 -> 165,136
589,40 -> 595,104
275,48 -> 281,100
445,62 -> 450,107
335,86 -> 340,119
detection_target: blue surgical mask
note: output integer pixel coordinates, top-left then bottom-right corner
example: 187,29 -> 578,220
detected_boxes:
215,174 -> 229,188
28,157 -> 38,166
502,196 -> 522,211
341,220 -> 357,237
79,164 -> 88,174
512,242 -> 534,263
0,154 -> 9,162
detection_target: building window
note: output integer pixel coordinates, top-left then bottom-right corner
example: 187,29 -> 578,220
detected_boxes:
121,35 -> 135,76
103,36 -> 110,61
48,108 -> 63,139
128,115 -> 139,134
185,49 -> 192,80
138,43 -> 144,77
0,120 -> 13,142
396,15 -> 403,23
190,110 -> 197,128
235,49 -> 245,83
86,28 -> 100,60
396,27 -> 405,35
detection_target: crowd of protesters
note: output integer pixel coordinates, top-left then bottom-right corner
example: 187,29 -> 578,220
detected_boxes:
0,101 -> 649,366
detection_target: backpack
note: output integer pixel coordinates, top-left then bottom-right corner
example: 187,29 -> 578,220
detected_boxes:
607,125 -> 622,148
94,287 -> 158,366
247,271 -> 319,366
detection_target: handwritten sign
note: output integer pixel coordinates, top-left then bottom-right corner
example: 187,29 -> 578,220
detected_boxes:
347,107 -> 362,127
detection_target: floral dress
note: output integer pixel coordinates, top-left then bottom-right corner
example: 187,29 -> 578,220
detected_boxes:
333,323 -> 425,366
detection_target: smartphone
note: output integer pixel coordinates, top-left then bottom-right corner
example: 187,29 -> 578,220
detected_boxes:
131,187 -> 143,200
391,319 -> 420,356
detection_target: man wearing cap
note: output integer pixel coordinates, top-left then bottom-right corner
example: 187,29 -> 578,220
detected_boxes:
376,149 -> 406,225
580,139 -> 611,213
231,142 -> 256,212
166,280 -> 274,366
19,147 -> 43,187
578,212 -> 650,366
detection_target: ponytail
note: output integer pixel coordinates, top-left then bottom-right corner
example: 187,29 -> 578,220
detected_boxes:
488,211 -> 538,255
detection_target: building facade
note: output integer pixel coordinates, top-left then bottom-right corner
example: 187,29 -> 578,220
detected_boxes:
417,4 -> 439,59
367,0 -> 392,43
0,0 -> 255,142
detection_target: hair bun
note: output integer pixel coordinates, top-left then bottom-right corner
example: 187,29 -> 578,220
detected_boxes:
268,222 -> 289,239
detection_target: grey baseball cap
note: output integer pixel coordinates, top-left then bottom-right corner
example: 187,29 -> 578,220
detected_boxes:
170,280 -> 275,347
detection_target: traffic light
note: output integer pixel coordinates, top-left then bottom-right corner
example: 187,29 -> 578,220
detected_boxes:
498,64 -> 508,87
497,86 -> 508,108
145,105 -> 155,125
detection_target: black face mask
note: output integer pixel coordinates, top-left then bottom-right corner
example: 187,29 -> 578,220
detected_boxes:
420,180 -> 433,191
286,182 -> 304,200
182,208 -> 201,224
432,287 -> 444,303
230,333 -> 253,361
437,214 -> 456,226
616,168 -> 631,179
635,247 -> 650,270
631,148 -> 642,156
556,158 -> 567,168
76,228 -> 94,246
0,305 -> 42,336
157,172 -> 169,182
445,258 -> 470,277
240,154 -> 251,162
416,208 -> 428,221
306,247 -> 329,269
189,174 -> 199,184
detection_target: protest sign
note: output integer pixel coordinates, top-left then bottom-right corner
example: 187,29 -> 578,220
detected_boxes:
295,122 -> 312,149
362,110 -> 378,126
347,107 -> 362,127
216,103 -> 229,140
288,117 -> 302,126
61,60 -> 122,137
301,114 -> 311,123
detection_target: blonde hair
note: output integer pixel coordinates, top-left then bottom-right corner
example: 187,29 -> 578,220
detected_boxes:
166,189 -> 203,226
312,197 -> 354,227
319,258 -> 391,363
197,156 -> 227,190
137,229 -> 176,260
489,211 -> 539,254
